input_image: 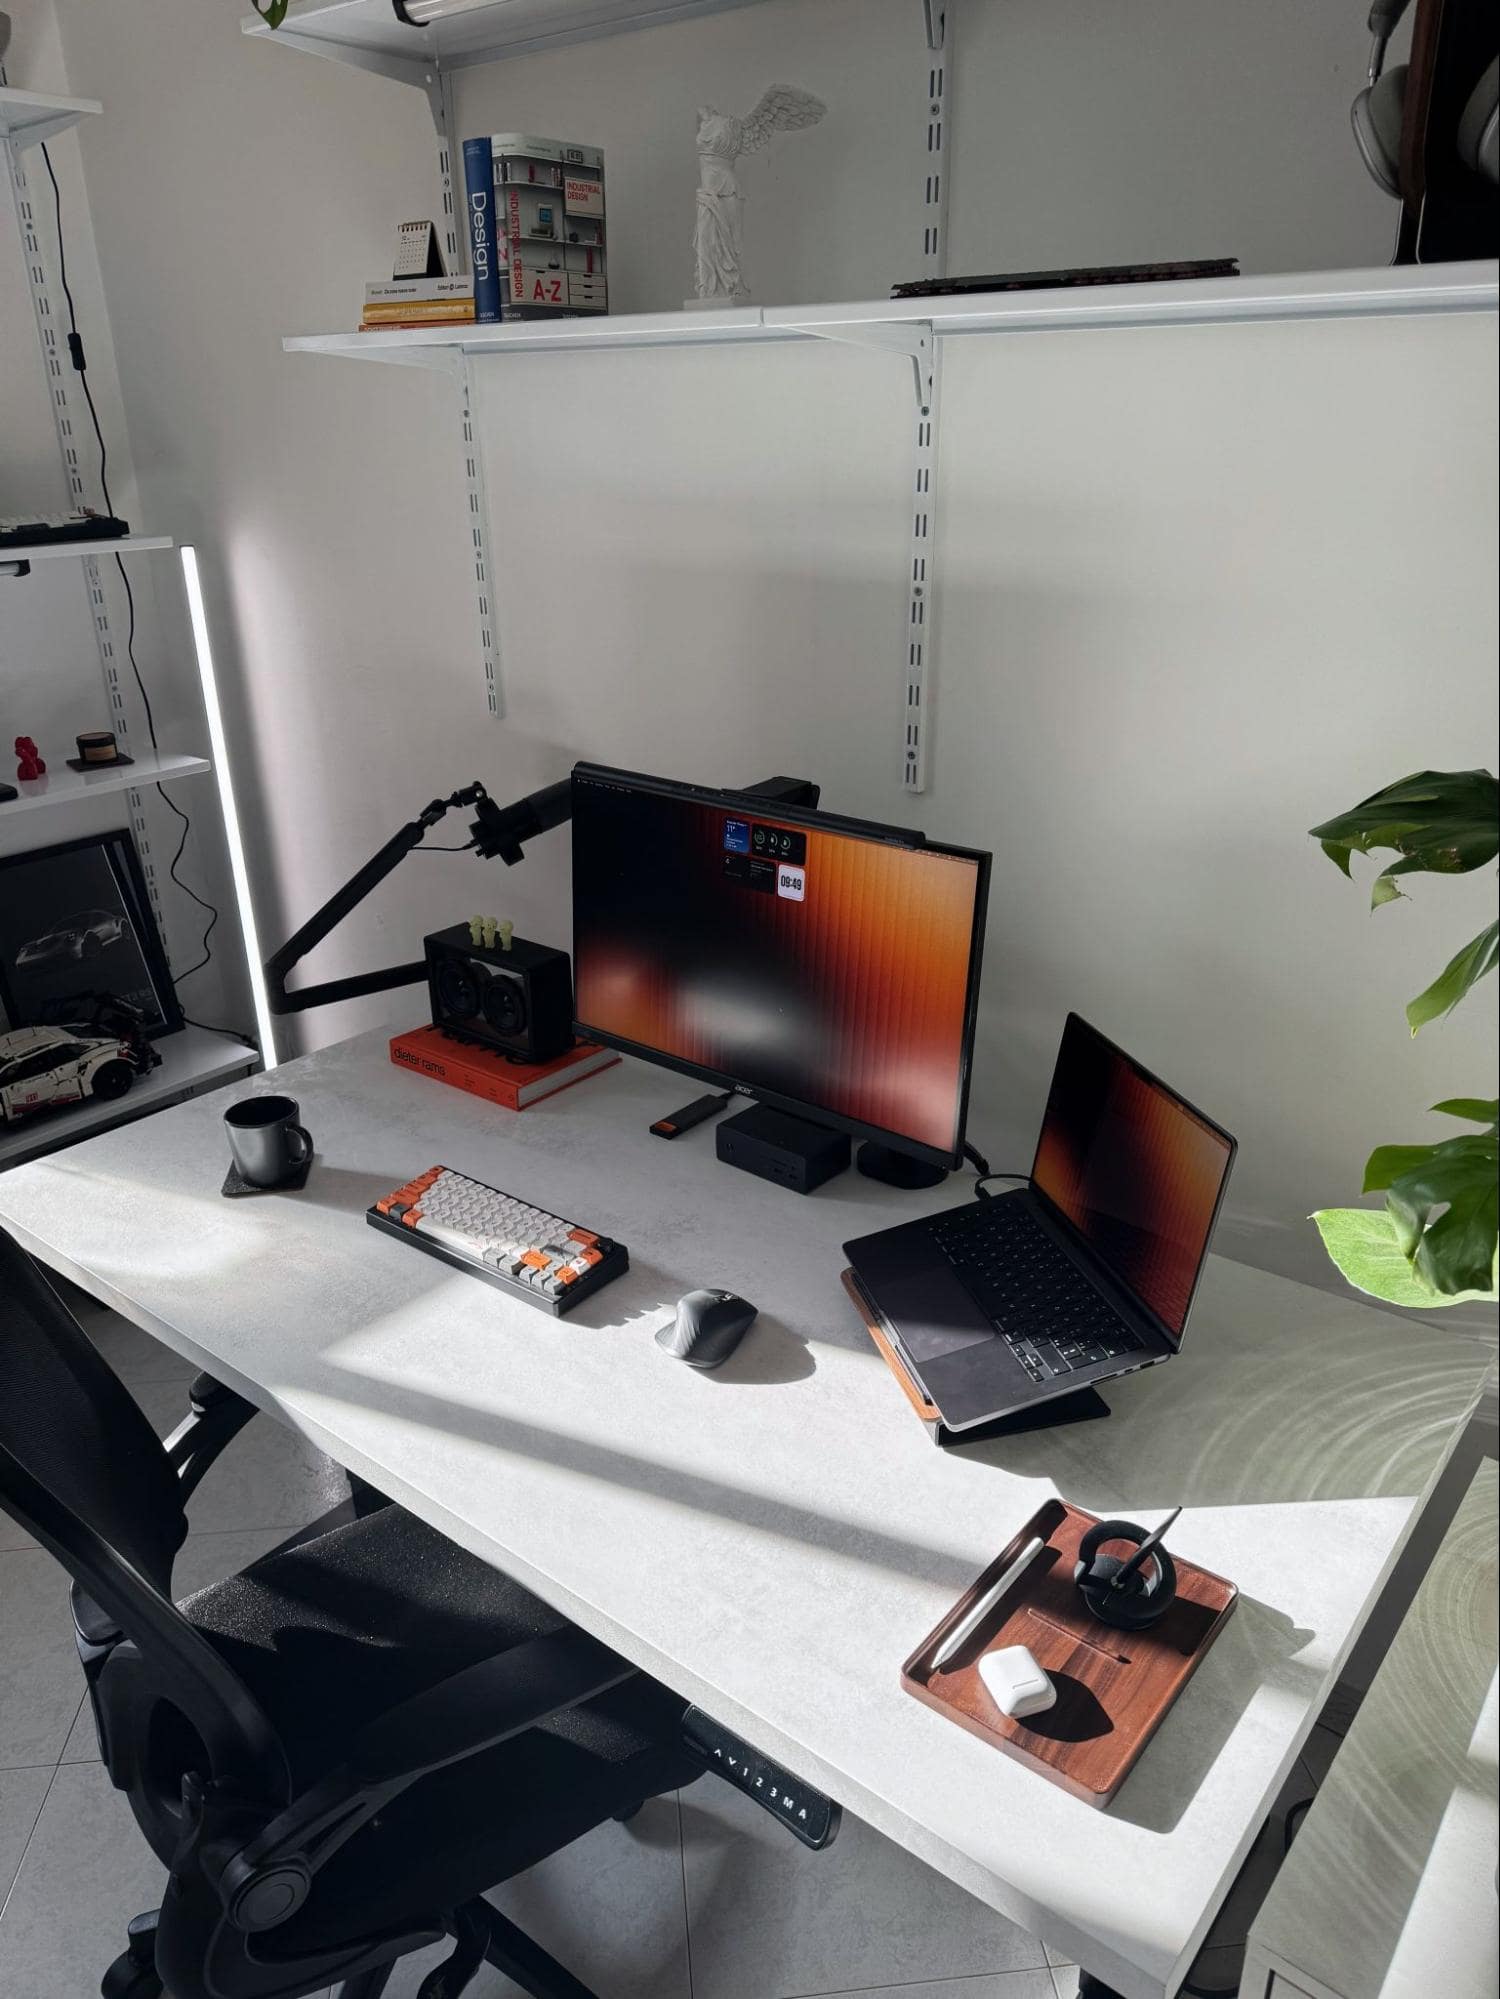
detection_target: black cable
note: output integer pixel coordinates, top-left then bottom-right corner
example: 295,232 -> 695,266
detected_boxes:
962,1141 -> 991,1177
974,1171 -> 1028,1200
42,141 -> 231,1030
413,839 -> 479,853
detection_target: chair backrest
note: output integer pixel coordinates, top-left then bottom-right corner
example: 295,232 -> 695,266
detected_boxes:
0,1227 -> 186,1589
0,1228 -> 288,1817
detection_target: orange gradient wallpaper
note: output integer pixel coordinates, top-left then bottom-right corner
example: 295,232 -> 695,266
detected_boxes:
1031,1017 -> 1234,1341
571,773 -> 986,1158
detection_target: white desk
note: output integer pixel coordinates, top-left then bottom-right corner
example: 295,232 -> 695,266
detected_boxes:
0,1025 -> 1490,1999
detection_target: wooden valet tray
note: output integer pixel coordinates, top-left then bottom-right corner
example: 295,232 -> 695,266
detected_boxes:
902,1498 -> 1237,1808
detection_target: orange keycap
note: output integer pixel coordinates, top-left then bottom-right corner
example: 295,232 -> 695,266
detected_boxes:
568,1228 -> 598,1247
521,1250 -> 551,1271
556,1268 -> 579,1285
402,1208 -> 423,1227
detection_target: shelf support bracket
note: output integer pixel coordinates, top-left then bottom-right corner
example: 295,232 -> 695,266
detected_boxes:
790,321 -> 934,415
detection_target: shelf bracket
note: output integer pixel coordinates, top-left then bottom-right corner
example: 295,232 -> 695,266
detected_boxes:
791,321 -> 934,415
249,27 -> 435,94
921,0 -> 947,53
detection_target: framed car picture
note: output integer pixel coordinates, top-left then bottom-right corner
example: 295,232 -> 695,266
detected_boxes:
0,829 -> 183,1038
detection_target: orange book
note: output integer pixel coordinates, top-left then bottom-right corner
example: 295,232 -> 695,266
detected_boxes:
390,1024 -> 619,1110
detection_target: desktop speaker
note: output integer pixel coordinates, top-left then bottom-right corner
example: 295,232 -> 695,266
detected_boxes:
424,923 -> 574,1064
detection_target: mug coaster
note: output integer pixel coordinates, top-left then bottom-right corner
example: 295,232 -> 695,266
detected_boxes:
221,1153 -> 314,1199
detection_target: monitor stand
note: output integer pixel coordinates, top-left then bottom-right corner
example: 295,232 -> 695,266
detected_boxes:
855,1142 -> 948,1191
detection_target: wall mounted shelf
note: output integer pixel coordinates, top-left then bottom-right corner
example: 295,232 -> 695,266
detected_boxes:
0,533 -> 174,568
0,751 -> 211,819
0,86 -> 101,148
244,0 -> 790,86
285,262 -> 1500,370
0,1026 -> 256,1172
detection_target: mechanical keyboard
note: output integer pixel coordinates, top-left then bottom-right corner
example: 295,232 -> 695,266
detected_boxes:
927,1197 -> 1145,1384
366,1165 -> 628,1316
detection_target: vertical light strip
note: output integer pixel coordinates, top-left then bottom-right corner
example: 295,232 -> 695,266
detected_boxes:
180,544 -> 278,1066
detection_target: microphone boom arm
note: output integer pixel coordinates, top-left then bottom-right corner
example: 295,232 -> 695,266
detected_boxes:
263,773 -> 816,1018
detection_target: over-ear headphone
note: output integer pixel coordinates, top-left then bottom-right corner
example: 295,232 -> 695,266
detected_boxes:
1353,0 -> 1499,195
1074,1515 -> 1179,1632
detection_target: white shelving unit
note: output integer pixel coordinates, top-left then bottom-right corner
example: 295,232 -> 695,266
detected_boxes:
0,1027 -> 257,1172
3,74 -> 262,1162
286,262 -> 1500,366
0,532 -> 174,569
0,751 -> 211,819
0,85 -> 100,148
243,0 -> 784,82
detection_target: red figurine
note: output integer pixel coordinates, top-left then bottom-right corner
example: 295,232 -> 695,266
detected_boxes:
15,737 -> 46,781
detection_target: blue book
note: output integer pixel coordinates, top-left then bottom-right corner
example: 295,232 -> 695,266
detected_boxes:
461,136 -> 503,322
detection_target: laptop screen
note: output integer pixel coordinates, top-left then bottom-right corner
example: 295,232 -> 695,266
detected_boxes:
1030,1015 -> 1236,1347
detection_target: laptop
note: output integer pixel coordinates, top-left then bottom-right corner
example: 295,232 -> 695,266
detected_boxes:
842,1014 -> 1237,1433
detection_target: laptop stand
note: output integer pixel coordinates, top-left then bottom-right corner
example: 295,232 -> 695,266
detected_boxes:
840,1269 -> 1112,1450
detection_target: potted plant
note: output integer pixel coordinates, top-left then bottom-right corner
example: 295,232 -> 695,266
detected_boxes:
1309,768 -> 1498,1307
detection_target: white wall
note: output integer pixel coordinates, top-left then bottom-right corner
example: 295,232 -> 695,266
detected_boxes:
29,0 -> 1497,1322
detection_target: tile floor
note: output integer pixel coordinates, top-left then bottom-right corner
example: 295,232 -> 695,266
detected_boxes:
0,1298 -> 1076,1999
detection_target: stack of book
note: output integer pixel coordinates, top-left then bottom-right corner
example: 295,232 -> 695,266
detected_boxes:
360,275 -> 474,332
461,132 -> 608,324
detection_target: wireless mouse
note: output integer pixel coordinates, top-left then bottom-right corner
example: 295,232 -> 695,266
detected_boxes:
656,1289 -> 758,1370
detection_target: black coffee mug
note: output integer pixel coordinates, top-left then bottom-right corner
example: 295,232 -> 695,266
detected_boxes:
225,1095 -> 313,1188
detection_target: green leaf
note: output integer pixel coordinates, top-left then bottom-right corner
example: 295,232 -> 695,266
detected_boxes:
1310,768 -> 1500,878
1406,921 -> 1499,1033
1362,1144 -> 1439,1192
1370,873 -> 1405,909
1320,839 -> 1354,878
1380,1128 -> 1500,1293
1312,1207 -> 1498,1307
1431,1098 -> 1500,1124
253,0 -> 290,26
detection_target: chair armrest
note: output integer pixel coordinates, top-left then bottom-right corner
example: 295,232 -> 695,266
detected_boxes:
162,1374 -> 258,1501
351,1626 -> 635,1785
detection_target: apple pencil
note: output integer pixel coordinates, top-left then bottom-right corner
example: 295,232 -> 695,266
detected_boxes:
930,1535 -> 1045,1673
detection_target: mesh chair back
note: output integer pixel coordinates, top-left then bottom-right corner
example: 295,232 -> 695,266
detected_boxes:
0,1227 -> 185,1590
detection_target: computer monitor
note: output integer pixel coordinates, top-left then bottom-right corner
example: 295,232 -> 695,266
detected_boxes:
570,764 -> 991,1171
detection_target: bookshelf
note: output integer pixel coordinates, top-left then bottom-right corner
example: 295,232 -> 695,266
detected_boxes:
285,262 -> 1500,367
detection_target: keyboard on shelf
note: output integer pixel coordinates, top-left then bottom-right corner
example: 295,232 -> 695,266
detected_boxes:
0,510 -> 130,548
366,1165 -> 628,1316
927,1198 -> 1145,1384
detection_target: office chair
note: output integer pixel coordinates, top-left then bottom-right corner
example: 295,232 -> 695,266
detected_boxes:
0,1227 -> 705,1999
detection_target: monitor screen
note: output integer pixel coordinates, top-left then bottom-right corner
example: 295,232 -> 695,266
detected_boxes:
570,766 -> 989,1166
1031,1014 -> 1236,1345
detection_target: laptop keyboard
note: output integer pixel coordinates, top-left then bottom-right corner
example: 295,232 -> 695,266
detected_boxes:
927,1198 -> 1146,1384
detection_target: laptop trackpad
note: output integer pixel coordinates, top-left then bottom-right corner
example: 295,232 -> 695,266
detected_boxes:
881,1267 -> 996,1363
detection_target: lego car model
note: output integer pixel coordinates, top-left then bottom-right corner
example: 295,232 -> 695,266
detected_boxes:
15,907 -> 128,967
0,1021 -> 159,1124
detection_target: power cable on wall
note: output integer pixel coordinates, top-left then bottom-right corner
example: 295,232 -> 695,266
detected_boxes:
38,143 -> 254,1051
